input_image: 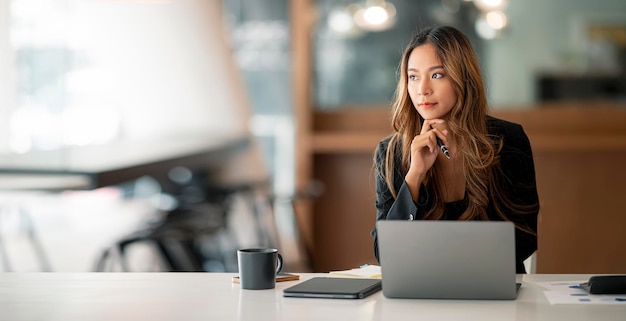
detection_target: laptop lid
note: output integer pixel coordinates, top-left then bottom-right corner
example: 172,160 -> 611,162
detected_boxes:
283,277 -> 382,299
377,220 -> 518,300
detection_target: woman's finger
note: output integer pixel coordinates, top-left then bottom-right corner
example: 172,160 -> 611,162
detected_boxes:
415,130 -> 435,153
420,118 -> 445,135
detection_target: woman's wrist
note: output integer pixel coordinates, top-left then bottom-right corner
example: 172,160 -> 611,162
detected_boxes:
405,169 -> 425,184
405,170 -> 425,201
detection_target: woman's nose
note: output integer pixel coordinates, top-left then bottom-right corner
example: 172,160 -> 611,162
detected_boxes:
418,79 -> 431,96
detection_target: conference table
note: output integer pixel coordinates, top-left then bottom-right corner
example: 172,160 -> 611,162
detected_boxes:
1,273 -> 624,320
0,134 -> 251,272
0,134 -> 249,190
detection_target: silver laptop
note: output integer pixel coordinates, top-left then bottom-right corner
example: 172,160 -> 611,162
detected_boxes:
376,220 -> 520,300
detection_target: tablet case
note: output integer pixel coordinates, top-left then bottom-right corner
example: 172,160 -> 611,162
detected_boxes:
283,277 -> 382,299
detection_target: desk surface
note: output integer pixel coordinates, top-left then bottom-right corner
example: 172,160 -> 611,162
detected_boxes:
0,273 -> 624,321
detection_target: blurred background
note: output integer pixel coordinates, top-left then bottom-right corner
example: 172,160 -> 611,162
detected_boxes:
0,0 -> 624,273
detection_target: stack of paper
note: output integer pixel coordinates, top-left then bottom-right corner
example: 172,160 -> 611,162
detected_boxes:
329,265 -> 381,279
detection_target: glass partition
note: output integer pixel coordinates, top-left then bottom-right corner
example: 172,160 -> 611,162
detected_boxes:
313,0 -> 481,110
313,0 -> 626,108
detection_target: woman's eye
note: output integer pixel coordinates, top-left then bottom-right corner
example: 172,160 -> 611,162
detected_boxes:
432,73 -> 443,79
408,75 -> 418,81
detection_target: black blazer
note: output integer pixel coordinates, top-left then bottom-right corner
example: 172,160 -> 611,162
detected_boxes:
372,116 -> 539,273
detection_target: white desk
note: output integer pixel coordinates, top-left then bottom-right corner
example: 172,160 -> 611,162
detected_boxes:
0,273 -> 624,320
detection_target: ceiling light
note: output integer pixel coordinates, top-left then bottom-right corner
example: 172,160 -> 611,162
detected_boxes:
329,9 -> 354,33
353,0 -> 397,32
473,0 -> 507,11
486,10 -> 507,30
475,16 -> 497,40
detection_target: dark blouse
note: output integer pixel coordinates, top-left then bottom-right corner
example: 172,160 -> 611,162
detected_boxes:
372,116 -> 540,273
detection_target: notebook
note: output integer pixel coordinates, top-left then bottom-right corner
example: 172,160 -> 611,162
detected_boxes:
376,220 -> 520,300
283,277 -> 382,299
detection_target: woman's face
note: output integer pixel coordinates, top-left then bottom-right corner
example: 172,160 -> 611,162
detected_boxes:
406,43 -> 457,121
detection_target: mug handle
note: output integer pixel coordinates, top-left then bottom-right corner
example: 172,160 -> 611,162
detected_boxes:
276,253 -> 283,274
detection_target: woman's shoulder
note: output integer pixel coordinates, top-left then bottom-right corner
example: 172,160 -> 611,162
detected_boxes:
376,134 -> 396,154
374,134 -> 404,168
486,115 -> 525,136
378,134 -> 394,145
486,116 -> 532,153
487,116 -> 528,142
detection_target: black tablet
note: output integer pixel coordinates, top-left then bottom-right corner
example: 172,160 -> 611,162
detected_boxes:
283,277 -> 382,299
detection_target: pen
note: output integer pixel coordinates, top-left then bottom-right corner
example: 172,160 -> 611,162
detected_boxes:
436,136 -> 451,159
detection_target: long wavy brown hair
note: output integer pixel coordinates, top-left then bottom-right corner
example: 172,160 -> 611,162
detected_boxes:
379,26 -> 536,231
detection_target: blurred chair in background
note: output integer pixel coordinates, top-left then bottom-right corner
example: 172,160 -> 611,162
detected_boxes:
93,165 -> 280,272
0,193 -> 53,272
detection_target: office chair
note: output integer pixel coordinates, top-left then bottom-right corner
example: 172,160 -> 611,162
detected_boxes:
93,180 -> 279,272
0,198 -> 52,272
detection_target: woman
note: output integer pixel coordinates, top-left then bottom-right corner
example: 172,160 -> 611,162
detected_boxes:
372,26 -> 539,273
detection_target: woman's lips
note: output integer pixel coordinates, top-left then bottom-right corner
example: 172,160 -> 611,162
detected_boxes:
419,102 -> 436,108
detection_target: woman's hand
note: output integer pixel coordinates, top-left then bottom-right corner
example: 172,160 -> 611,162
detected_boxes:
405,119 -> 448,192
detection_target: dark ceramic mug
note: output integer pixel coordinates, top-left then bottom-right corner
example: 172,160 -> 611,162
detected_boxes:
237,248 -> 283,290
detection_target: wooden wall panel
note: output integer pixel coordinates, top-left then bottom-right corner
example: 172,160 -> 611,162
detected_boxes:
312,154 -> 379,272
306,105 -> 626,273
534,150 -> 626,273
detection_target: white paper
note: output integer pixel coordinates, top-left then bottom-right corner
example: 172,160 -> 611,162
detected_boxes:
535,281 -> 626,305
329,265 -> 382,279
